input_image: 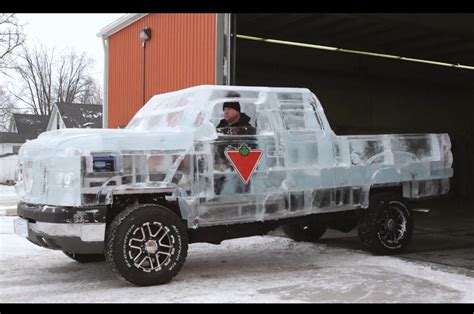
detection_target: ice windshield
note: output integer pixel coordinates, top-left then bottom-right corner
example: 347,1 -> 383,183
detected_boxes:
126,87 -> 213,131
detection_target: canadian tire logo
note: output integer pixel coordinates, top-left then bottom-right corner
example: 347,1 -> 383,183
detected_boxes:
224,144 -> 263,184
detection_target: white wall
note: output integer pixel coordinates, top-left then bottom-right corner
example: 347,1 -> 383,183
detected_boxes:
1,143 -> 12,154
0,154 -> 18,184
0,143 -> 22,184
0,143 -> 22,155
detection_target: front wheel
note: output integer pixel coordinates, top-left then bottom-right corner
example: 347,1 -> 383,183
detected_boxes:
105,204 -> 188,286
358,194 -> 413,255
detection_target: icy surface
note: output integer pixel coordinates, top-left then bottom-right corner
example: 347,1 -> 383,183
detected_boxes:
15,85 -> 453,228
0,216 -> 472,303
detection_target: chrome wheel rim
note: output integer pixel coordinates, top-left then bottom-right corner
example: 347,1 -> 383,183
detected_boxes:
127,222 -> 175,272
378,203 -> 407,246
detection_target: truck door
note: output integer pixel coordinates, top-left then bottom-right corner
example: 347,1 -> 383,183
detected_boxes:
194,92 -> 283,225
211,99 -> 258,197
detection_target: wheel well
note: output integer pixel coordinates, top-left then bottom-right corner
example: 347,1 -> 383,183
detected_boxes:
106,194 -> 182,227
369,185 -> 403,199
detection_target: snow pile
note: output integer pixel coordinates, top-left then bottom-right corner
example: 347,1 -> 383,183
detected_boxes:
0,215 -> 472,303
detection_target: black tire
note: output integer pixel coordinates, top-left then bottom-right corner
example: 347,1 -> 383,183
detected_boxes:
358,193 -> 413,255
282,220 -> 327,242
63,251 -> 105,263
105,204 -> 188,286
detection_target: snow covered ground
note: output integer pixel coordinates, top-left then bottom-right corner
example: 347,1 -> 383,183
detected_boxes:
0,185 -> 19,215
1,184 -> 473,303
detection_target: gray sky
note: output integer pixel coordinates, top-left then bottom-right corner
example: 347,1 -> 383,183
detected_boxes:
16,13 -> 124,87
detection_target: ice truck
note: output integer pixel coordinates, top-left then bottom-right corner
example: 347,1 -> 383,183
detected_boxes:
13,85 -> 453,286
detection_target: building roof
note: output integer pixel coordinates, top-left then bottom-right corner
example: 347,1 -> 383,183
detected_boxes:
56,103 -> 103,128
97,14 -> 148,39
0,132 -> 27,144
12,114 -> 49,139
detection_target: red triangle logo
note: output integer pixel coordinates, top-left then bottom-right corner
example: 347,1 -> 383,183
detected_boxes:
225,144 -> 263,184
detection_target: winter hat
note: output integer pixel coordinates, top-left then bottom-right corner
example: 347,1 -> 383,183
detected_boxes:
223,91 -> 241,112
223,101 -> 241,113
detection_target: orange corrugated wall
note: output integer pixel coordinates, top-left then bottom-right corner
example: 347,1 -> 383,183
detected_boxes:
108,14 -> 217,128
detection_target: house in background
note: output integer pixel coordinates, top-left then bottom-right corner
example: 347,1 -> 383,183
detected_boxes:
8,113 -> 50,139
0,132 -> 27,156
1,103 -> 102,184
46,102 -> 102,131
3,113 -> 49,155
0,132 -> 27,184
1,114 -> 49,184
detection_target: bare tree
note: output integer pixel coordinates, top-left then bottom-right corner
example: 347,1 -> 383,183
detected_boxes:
0,85 -> 15,131
75,76 -> 103,105
55,50 -> 102,105
0,14 -> 24,75
11,45 -> 102,116
11,45 -> 54,115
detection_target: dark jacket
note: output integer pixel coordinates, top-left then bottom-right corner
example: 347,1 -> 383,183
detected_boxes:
216,113 -> 256,135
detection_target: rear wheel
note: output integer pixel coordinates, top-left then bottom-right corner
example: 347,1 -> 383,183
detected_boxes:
358,193 -> 413,255
282,220 -> 327,242
105,204 -> 188,286
63,251 -> 105,263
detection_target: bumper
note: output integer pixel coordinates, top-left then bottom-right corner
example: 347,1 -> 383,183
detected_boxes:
14,202 -> 107,254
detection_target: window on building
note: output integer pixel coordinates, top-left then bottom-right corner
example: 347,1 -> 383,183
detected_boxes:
12,145 -> 21,154
56,112 -> 61,129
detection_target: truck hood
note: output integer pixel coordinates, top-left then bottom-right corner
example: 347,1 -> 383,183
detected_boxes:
19,128 -> 196,160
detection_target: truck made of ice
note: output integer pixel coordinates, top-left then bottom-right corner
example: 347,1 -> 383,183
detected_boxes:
13,85 -> 453,286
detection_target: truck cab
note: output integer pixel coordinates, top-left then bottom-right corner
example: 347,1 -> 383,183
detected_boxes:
14,85 -> 453,286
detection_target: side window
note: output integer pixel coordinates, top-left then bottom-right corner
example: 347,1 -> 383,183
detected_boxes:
212,100 -> 257,136
255,111 -> 275,135
13,145 -> 21,154
280,103 -> 322,131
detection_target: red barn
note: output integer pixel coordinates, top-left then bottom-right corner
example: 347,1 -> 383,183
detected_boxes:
98,13 -> 231,128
